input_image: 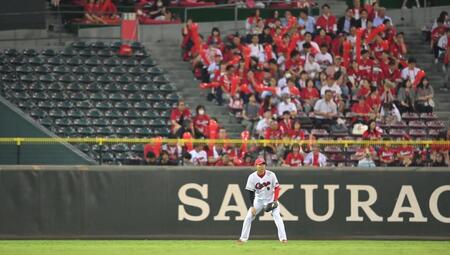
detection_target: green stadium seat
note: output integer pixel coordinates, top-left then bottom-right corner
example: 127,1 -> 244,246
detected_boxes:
84,56 -> 102,66
114,101 -> 132,110
70,92 -> 88,101
12,83 -> 27,92
71,41 -> 87,49
16,65 -> 33,74
67,109 -> 86,118
49,109 -> 66,118
55,118 -> 73,126
109,92 -> 127,101
128,66 -> 146,75
92,144 -> 110,152
39,117 -> 53,128
29,82 -> 46,92
4,48 -> 19,56
112,143 -> 129,153
74,118 -> 92,127
128,93 -> 145,101
160,84 -> 175,92
52,65 -> 69,74
96,126 -> 114,136
76,143 -> 92,153
147,66 -> 164,75
59,74 -> 76,83
39,74 -> 56,83
57,126 -> 77,136
1,73 -> 17,82
122,58 -> 139,67
47,56 -> 65,65
20,73 -> 36,83
68,57 -> 86,66
134,75 -> 153,84
105,109 -> 123,118
72,65 -> 89,74
78,126 -> 96,136
116,75 -> 133,84
148,119 -> 166,127
166,93 -> 180,102
131,144 -> 144,153
104,57 -> 121,66
133,101 -> 151,110
130,41 -> 143,50
76,100 -> 93,109
49,92 -> 66,101
79,49 -> 94,57
153,102 -> 171,110
122,83 -> 139,93
141,110 -> 159,119
87,109 -> 104,118
96,101 -> 113,110
111,118 -> 129,126
104,83 -> 121,92
31,92 -> 48,100
57,101 -> 75,109
160,110 -> 170,118
78,74 -> 95,83
17,100 -> 36,110
135,127 -> 153,137
91,66 -> 108,75
130,119 -> 147,127
109,66 -> 126,75
86,82 -> 102,92
91,41 -> 107,49
60,48 -> 77,57
35,65 -> 51,74
23,49 -> 38,57
10,56 -> 27,65
30,109 -> 47,118
97,74 -> 115,84
0,65 -> 14,74
124,109 -> 141,118
12,91 -> 30,100
38,100 -> 56,109
115,127 -> 134,136
93,118 -> 110,126
155,127 -> 170,136
28,56 -> 45,65
110,41 -> 122,50
67,83 -> 83,92
41,49 -> 57,57
153,75 -> 170,84
48,83 -> 63,91
141,57 -> 155,67
98,49 -> 113,58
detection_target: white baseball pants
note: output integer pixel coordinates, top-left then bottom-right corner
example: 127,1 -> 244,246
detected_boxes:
239,200 -> 287,241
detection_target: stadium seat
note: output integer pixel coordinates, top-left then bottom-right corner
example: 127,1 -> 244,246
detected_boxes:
134,75 -> 153,84
76,100 -> 93,109
112,143 -> 129,153
0,65 -> 14,74
70,92 -> 88,101
59,74 -> 76,83
10,56 -> 27,65
96,101 -> 113,110
140,57 -> 155,67
84,56 -> 103,66
42,49 -> 57,57
96,126 -> 114,136
28,56 -> 46,65
97,74 -> 115,84
105,109 -> 123,118
67,83 -> 83,92
93,118 -> 110,126
72,66 -> 89,74
130,119 -> 147,127
47,56 -> 65,65
420,113 -> 437,121
78,126 -> 96,136
79,49 -> 94,57
35,65 -> 51,74
114,101 -> 133,110
130,41 -> 143,50
91,66 -> 108,75
4,48 -> 19,56
122,83 -> 139,93
104,57 -> 121,66
55,118 -> 73,126
389,129 -> 407,137
147,93 -> 165,101
76,143 -> 92,153
124,109 -> 141,118
60,48 -> 77,57
67,109 -> 86,118
30,108 -> 47,118
159,84 -> 175,92
129,66 -> 146,75
153,102 -> 171,110
48,109 -> 66,118
91,41 -> 107,49
87,109 -> 104,118
165,93 -> 180,102
20,73 -> 36,83
122,58 -> 139,67
16,65 -> 33,74
12,83 -> 27,92
109,66 -> 126,75
133,101 -> 151,110
37,100 -> 56,109
78,74 -> 95,83
409,129 -> 427,137
111,118 -> 129,126
17,100 -> 36,110
153,75 -> 170,84
147,66 -> 164,75
141,110 -> 159,119
128,93 -> 145,101
52,65 -> 69,74
97,49 -> 113,58
110,41 -> 122,50
74,118 -> 92,127
116,74 -> 133,84
67,56 -> 83,66
426,121 -> 445,129
57,101 -> 75,109
31,91 -> 48,100
71,41 -> 87,49
23,49 -> 38,57
109,92 -> 127,101
86,83 -> 102,92
57,126 -> 77,136
131,144 -> 144,153
115,127 -> 134,136
408,120 -> 426,129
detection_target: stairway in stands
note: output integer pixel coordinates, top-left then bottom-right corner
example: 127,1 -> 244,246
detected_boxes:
398,25 -> 450,125
147,41 -> 244,138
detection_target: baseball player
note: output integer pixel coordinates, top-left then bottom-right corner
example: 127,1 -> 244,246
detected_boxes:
238,158 -> 287,243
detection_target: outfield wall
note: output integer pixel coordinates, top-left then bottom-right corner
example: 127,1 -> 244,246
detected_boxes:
0,166 -> 449,240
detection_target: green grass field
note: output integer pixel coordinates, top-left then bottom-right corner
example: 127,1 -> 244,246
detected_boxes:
0,240 -> 449,255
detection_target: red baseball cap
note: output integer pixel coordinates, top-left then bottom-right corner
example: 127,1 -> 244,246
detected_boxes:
255,158 -> 266,166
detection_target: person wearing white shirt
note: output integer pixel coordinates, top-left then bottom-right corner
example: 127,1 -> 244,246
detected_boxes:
373,7 -> 392,27
189,144 -> 207,166
256,111 -> 272,138
314,90 -> 337,127
304,145 -> 328,167
249,34 -> 265,62
314,45 -> 333,71
320,78 -> 342,97
298,9 -> 316,34
277,94 -> 297,117
401,57 -> 421,84
296,32 -> 320,53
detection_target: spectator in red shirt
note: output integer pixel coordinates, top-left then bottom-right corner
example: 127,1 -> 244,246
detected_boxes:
316,4 -> 337,35
378,142 -> 398,166
314,29 -> 333,50
301,79 -> 320,113
215,154 -> 234,166
397,135 -> 414,167
193,105 -> 210,138
362,120 -> 383,140
354,143 -> 377,161
351,97 -> 374,123
283,143 -> 305,167
358,50 -> 374,81
278,111 -> 293,135
289,120 -> 306,140
170,100 -> 191,136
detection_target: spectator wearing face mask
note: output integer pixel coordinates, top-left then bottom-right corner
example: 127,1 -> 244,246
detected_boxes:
277,93 -> 297,117
193,105 -> 210,138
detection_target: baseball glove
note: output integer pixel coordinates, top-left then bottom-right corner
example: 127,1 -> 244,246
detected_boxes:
264,201 -> 278,212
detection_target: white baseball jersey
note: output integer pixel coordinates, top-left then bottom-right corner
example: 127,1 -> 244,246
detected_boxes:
245,170 -> 279,203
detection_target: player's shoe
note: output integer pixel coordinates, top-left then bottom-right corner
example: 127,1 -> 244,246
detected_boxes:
280,240 -> 288,244
236,239 -> 247,244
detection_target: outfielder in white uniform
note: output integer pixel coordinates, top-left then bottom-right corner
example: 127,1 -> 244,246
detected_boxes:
238,158 -> 287,243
